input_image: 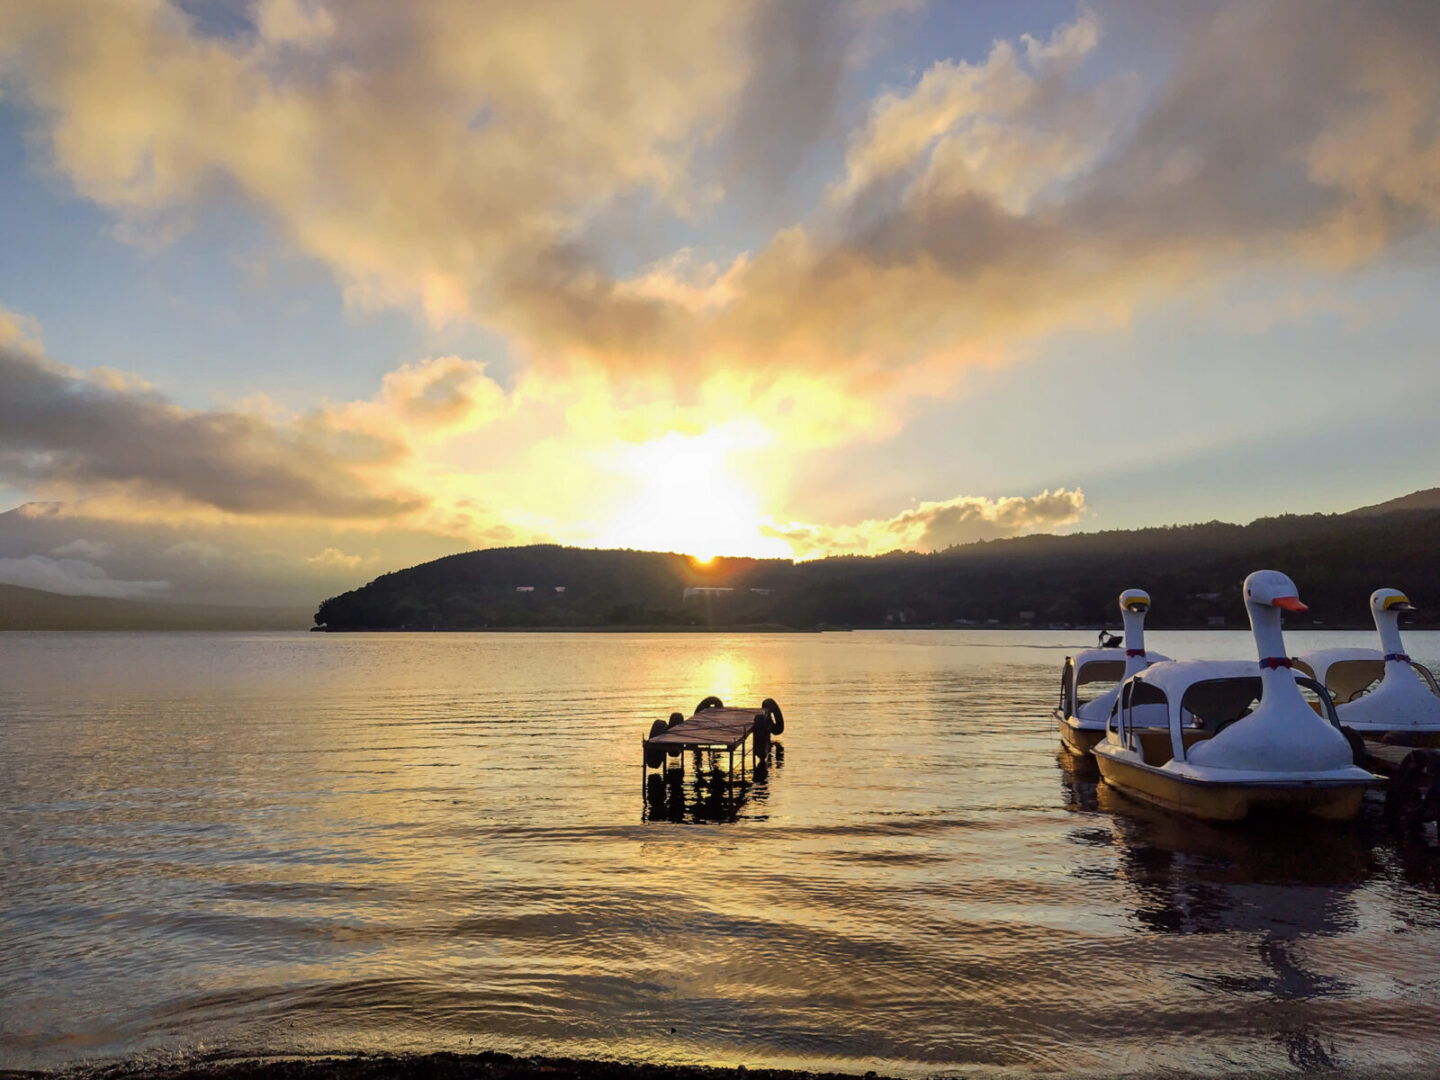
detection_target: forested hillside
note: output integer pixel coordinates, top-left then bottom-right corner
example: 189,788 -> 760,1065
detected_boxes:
314,503 -> 1440,631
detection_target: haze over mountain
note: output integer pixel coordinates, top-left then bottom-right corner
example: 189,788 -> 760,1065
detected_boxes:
0,584 -> 310,631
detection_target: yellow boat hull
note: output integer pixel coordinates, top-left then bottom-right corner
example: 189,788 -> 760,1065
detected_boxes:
1094,752 -> 1370,823
1055,711 -> 1105,756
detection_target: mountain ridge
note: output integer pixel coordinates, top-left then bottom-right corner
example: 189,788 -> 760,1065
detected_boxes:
314,494 -> 1440,632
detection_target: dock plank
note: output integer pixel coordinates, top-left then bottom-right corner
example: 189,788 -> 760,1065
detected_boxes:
1362,741 -> 1415,777
645,707 -> 763,751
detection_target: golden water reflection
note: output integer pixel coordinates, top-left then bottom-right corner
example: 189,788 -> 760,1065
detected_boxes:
5,630 -> 1440,1077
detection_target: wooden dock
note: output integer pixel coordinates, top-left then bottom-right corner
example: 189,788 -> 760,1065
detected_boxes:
641,697 -> 783,773
1360,741 -> 1413,778
1357,738 -> 1440,831
640,698 -> 784,822
647,707 -> 764,753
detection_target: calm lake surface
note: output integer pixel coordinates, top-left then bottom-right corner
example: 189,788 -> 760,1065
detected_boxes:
5,629 -> 1440,1078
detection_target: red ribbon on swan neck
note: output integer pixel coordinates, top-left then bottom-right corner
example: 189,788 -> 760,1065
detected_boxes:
1259,656 -> 1294,670
1126,648 -> 1145,657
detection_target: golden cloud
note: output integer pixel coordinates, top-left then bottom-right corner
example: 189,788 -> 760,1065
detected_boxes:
765,488 -> 1087,559
3,3 -> 1436,408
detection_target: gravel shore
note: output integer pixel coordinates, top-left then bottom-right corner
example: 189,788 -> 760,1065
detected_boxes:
0,1052 -> 893,1080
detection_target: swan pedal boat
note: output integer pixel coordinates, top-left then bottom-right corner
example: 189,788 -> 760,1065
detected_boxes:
1091,571 -> 1379,822
1295,589 -> 1440,746
1056,588 -> 1170,756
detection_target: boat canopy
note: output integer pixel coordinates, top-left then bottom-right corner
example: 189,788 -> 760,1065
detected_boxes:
1124,659 -> 1260,701
1110,660 -> 1341,767
1071,649 -> 1128,681
1294,648 -> 1384,702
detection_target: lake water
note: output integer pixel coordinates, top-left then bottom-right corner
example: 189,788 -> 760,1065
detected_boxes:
5,629 -> 1440,1078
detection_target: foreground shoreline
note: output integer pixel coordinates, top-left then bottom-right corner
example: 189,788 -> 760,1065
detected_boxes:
0,1052 -> 897,1080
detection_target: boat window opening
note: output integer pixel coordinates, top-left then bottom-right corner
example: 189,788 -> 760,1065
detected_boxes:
1121,679 -> 1169,742
1294,676 -> 1341,726
1414,662 -> 1440,698
1076,660 -> 1126,706
1325,659 -> 1384,703
1178,677 -> 1262,732
1293,658 -> 1318,680
1133,729 -> 1210,767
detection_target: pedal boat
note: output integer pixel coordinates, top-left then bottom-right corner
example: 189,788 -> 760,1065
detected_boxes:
1091,571 -> 1378,822
1295,589 -> 1440,745
1056,588 -> 1170,755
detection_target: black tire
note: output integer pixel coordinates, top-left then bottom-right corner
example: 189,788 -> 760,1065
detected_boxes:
645,718 -> 669,769
697,696 -> 723,711
1385,749 -> 1440,831
762,697 -> 784,736
1340,725 -> 1367,766
752,712 -> 772,757
666,712 -> 684,756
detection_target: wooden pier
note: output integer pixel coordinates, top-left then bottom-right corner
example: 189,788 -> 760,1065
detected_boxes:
641,696 -> 783,780
1359,741 -> 1415,778
1357,737 -> 1440,831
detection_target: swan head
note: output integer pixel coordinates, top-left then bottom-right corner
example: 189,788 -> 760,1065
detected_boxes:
1371,588 -> 1415,617
1243,569 -> 1308,613
1119,589 -> 1151,615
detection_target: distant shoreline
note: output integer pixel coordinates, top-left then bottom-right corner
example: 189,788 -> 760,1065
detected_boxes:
309,622 -> 1390,633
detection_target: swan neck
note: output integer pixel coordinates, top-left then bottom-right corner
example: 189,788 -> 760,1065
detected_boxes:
1121,608 -> 1147,673
1259,663 -> 1299,700
1374,610 -> 1407,658
1247,601 -> 1288,663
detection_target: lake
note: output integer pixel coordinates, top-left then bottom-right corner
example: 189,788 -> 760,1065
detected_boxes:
4,629 -> 1440,1078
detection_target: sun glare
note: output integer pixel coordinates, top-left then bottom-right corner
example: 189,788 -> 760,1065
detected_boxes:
594,430 -> 790,560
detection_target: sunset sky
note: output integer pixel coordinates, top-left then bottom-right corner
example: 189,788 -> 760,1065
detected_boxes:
1,0 -> 1438,605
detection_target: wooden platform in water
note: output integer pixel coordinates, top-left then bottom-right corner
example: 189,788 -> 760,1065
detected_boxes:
645,707 -> 764,752
1362,741 -> 1419,778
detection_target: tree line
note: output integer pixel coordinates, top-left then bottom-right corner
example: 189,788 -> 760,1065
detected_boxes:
313,506 -> 1440,631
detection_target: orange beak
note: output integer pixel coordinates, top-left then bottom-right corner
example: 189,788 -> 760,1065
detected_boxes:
1273,596 -> 1308,612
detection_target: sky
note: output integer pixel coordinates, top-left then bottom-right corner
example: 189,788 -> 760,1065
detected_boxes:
0,0 -> 1438,607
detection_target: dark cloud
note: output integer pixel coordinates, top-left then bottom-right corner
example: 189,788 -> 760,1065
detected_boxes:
0,342 -> 421,519
724,0 -> 852,199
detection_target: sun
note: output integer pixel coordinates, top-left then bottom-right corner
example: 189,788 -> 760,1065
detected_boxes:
593,430 -> 790,559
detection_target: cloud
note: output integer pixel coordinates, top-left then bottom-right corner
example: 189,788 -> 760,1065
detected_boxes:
6,0 -> 1436,442
50,537 -> 114,560
0,553 -> 170,599
765,488 -> 1087,558
322,355 -> 509,442
0,0 -> 758,322
0,336 -> 422,519
163,540 -> 224,563
305,546 -> 366,567
722,0 -> 856,201
468,0 -> 1440,423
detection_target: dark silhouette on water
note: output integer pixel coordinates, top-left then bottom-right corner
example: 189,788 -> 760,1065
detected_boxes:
643,744 -> 783,824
